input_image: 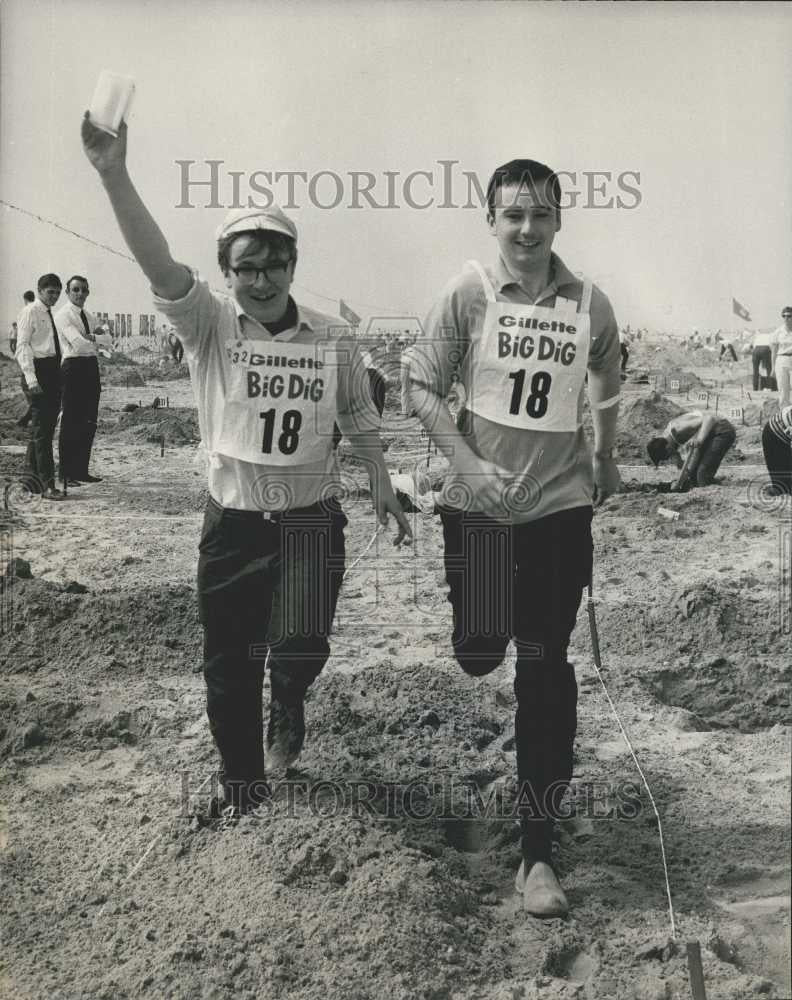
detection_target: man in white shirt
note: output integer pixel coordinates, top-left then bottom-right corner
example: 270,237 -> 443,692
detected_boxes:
771,306 -> 792,406
55,275 -> 103,485
15,274 -> 66,500
82,113 -> 410,821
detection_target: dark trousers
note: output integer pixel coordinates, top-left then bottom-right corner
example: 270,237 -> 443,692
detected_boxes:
762,421 -> 792,495
696,420 -> 736,484
752,347 -> 772,391
620,343 -> 629,371
197,496 -> 347,804
59,357 -> 100,479
171,340 -> 184,363
24,357 -> 61,491
439,504 -> 593,866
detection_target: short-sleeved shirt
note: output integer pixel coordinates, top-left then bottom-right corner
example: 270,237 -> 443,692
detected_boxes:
772,324 -> 792,356
154,272 -> 379,511
409,252 -> 620,522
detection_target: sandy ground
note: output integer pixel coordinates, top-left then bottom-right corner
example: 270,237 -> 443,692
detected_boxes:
0,346 -> 790,1000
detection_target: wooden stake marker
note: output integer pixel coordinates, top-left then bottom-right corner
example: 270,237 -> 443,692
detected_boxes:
686,940 -> 707,999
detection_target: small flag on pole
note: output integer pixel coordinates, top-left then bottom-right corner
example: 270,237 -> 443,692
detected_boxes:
339,300 -> 361,326
732,298 -> 751,322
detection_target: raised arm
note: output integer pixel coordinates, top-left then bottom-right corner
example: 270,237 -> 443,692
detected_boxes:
81,114 -> 191,301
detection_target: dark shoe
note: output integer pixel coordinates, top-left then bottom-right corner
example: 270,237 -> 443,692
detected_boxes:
265,696 -> 305,773
41,487 -> 66,501
64,479 -> 82,487
81,474 -> 103,483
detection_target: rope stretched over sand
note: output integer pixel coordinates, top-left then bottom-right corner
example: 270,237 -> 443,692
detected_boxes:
586,579 -> 677,940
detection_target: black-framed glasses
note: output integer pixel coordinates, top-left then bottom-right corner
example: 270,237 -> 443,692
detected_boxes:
229,260 -> 292,284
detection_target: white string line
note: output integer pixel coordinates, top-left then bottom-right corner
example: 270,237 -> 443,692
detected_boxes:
92,770 -> 215,920
0,198 -> 410,319
586,588 -> 677,940
343,523 -> 387,577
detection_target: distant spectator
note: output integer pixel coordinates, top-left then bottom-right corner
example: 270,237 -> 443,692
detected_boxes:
771,307 -> 792,406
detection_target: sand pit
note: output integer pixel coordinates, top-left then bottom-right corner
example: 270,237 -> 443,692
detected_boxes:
103,406 -> 201,446
1,348 -> 790,1000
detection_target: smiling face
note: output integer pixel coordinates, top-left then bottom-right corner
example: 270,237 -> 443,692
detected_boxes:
224,234 -> 295,325
488,182 -> 560,277
38,284 -> 62,309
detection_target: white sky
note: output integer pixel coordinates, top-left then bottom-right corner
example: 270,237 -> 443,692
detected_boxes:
1,0 -> 790,336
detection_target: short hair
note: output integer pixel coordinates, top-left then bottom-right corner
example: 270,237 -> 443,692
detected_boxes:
37,273 -> 62,292
485,159 -> 562,222
66,275 -> 89,291
782,306 -> 792,317
217,230 -> 297,274
23,290 -> 35,303
647,437 -> 671,467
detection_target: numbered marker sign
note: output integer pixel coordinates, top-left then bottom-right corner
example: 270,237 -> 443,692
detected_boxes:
697,392 -> 709,402
728,407 -> 743,420
669,380 -> 680,391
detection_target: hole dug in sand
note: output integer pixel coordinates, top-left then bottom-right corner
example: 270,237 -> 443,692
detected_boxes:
646,656 -> 791,732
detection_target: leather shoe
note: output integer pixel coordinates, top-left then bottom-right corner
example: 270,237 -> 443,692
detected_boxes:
41,487 -> 66,501
64,479 -> 82,487
81,474 -> 103,483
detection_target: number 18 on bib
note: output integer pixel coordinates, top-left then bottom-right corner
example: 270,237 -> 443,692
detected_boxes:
465,261 -> 591,433
215,339 -> 340,465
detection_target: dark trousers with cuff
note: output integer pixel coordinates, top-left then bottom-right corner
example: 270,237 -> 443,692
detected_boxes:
59,356 -> 100,479
440,504 -> 593,867
197,495 -> 347,806
24,357 -> 61,491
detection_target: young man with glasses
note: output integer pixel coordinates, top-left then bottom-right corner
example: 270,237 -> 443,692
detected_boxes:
408,159 -> 621,917
82,114 -> 410,820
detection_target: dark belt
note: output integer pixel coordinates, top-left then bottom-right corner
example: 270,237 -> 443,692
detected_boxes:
207,493 -> 340,523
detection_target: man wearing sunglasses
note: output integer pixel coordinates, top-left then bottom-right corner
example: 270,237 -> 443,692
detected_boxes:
82,114 -> 410,822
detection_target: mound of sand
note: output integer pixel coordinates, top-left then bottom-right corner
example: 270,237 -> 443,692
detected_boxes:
136,359 -> 192,382
99,364 -> 146,387
108,405 -> 200,445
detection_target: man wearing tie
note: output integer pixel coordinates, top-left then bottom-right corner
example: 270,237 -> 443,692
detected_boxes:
15,274 -> 66,500
55,275 -> 103,485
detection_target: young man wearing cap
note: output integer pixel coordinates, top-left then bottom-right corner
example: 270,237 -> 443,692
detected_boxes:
647,409 -> 736,489
82,116 -> 410,819
771,307 -> 792,406
408,159 -> 621,917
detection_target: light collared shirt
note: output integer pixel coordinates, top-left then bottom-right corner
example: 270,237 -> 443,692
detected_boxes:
772,324 -> 792,356
154,272 -> 379,510
15,299 -> 62,387
409,252 -> 620,523
54,302 -> 99,360
752,331 -> 773,348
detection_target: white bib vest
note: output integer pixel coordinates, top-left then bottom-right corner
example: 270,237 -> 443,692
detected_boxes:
214,337 -> 339,465
464,260 -> 592,433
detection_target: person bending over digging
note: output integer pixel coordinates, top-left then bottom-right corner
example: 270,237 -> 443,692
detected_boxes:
647,409 -> 736,491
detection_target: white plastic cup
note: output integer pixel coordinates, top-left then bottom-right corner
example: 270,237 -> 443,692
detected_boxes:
657,507 -> 680,521
88,71 -> 135,136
